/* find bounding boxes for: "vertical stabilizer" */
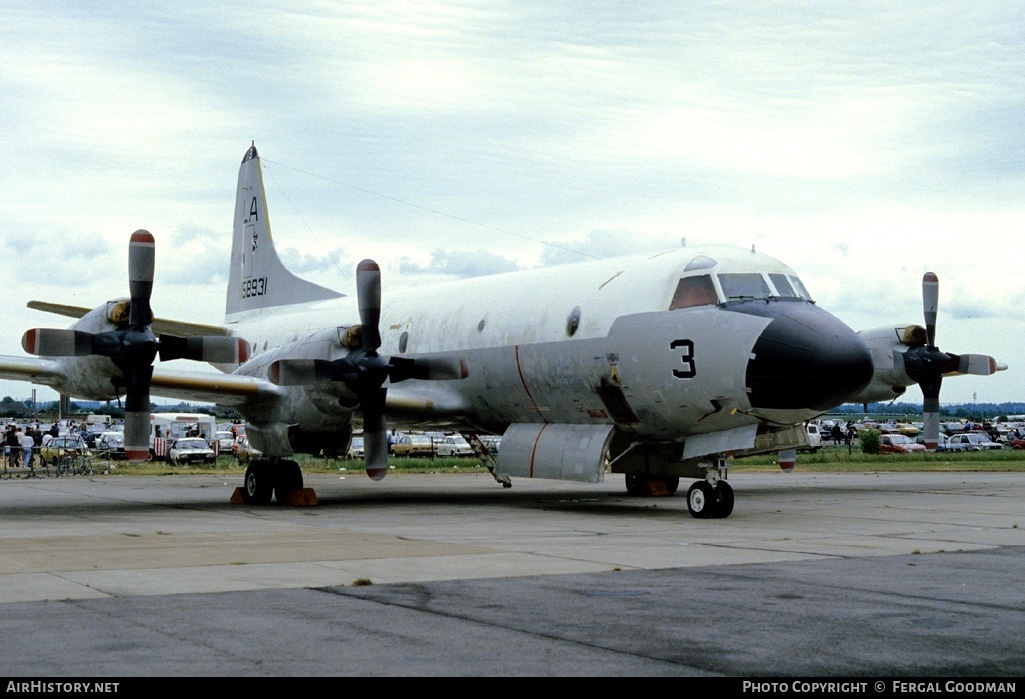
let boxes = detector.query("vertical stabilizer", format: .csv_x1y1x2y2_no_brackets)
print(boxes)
225,144,343,322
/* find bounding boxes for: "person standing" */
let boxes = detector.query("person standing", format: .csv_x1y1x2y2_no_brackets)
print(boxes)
19,428,35,473
5,425,19,471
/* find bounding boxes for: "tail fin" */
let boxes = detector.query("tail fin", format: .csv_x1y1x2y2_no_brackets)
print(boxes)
225,144,343,322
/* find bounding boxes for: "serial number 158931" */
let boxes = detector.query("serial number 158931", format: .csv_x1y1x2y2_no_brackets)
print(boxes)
242,277,268,298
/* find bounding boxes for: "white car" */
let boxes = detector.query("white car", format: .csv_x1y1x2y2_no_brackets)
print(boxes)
944,433,1003,451
168,438,216,465
435,435,473,457
347,436,365,459
215,431,235,453
96,431,126,460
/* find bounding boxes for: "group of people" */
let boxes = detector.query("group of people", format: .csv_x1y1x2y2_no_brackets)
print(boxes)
826,421,858,446
4,422,60,474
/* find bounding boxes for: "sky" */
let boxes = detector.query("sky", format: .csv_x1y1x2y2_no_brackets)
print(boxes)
1,1,1023,408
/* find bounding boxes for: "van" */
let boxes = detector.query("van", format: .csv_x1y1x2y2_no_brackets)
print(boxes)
803,422,822,452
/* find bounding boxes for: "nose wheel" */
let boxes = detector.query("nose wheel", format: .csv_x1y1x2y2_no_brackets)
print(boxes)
687,480,734,519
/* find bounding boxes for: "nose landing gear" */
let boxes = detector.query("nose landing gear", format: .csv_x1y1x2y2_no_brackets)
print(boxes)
687,457,734,519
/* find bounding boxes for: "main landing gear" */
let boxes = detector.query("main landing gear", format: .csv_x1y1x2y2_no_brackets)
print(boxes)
624,473,680,496
241,458,303,505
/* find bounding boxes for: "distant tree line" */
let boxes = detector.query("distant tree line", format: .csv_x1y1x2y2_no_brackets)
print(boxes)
833,402,1025,420
3,397,240,421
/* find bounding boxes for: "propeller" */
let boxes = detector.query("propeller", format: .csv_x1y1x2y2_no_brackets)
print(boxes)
901,272,1005,450
268,259,468,480
21,230,249,461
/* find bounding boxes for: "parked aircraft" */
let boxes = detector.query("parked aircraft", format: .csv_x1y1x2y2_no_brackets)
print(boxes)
0,144,1006,517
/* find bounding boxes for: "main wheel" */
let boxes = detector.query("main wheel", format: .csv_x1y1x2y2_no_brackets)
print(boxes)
624,473,647,496
242,461,273,504
713,481,734,518
661,476,680,495
274,460,303,504
687,481,717,519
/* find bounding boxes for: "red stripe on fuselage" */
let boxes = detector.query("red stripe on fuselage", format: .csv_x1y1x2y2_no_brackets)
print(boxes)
514,345,547,423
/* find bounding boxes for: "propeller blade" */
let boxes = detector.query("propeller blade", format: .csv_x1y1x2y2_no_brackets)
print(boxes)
922,272,938,348
159,335,249,364
22,328,95,356
356,259,382,352
361,386,388,480
949,353,1002,376
268,358,361,385
123,365,154,461
920,376,942,451
128,230,155,327
269,359,330,385
388,356,470,382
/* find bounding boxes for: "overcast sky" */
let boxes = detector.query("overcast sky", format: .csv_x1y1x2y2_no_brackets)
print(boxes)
1,2,1022,408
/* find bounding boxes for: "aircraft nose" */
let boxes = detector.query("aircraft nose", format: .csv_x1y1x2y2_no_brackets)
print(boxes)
741,302,873,411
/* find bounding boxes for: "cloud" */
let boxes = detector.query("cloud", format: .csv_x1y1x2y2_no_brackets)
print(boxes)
540,229,668,267
397,248,522,278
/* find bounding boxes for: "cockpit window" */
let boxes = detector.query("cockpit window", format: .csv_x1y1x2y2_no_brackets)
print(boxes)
718,273,771,300
788,275,813,301
670,275,718,310
768,273,797,298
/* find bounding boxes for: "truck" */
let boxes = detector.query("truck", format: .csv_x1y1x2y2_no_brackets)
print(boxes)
150,413,218,459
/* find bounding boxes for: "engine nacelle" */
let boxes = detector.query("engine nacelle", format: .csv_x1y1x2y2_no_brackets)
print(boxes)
246,421,353,459
845,324,920,404
287,426,352,458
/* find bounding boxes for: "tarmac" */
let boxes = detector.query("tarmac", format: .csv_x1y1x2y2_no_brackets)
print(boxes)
0,467,1023,677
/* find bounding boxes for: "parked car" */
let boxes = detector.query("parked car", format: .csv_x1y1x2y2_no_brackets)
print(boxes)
945,433,1003,451
389,433,435,457
168,437,216,465
215,431,235,454
435,435,473,457
478,435,501,456
95,431,125,460
39,435,90,467
1012,438,1025,450
879,434,927,454
235,438,261,465
347,436,365,459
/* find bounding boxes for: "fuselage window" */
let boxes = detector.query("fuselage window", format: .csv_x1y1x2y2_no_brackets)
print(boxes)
718,273,771,301
566,306,581,336
670,275,718,310
399,331,409,354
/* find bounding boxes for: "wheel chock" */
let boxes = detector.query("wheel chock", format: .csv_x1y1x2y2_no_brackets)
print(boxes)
230,487,318,505
640,479,670,496
283,488,318,506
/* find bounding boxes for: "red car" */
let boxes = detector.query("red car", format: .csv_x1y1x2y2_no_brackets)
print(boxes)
880,434,927,454
1013,438,1025,450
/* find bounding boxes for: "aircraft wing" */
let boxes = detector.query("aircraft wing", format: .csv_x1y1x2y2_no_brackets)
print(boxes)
0,351,282,409
0,355,64,387
148,367,283,407
27,301,230,337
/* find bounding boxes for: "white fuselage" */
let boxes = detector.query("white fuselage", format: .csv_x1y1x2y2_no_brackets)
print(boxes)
227,245,817,440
